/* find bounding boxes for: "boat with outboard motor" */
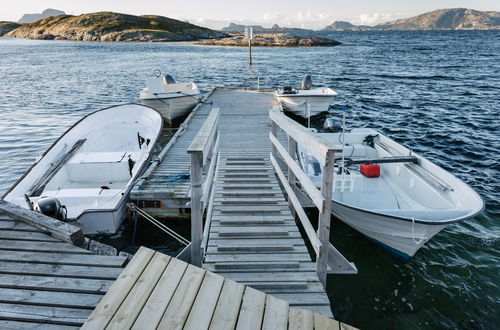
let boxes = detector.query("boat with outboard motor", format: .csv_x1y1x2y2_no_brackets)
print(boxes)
2,104,163,235
139,70,201,121
274,75,337,119
298,127,484,260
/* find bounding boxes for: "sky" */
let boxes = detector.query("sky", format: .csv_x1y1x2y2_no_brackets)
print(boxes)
3,0,499,29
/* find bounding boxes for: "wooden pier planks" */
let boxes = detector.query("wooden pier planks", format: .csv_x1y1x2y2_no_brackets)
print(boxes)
198,89,332,316
82,247,353,330
0,209,127,327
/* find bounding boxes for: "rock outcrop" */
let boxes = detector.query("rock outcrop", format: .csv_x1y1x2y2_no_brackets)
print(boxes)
195,33,341,47
6,12,227,42
0,22,21,36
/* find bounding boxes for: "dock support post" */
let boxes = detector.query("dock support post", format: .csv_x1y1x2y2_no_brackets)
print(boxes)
190,151,203,267
317,150,335,286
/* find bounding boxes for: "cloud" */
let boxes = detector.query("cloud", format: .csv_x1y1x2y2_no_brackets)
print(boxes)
353,13,407,26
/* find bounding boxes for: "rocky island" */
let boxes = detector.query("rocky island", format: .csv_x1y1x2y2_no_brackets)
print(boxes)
3,11,227,42
322,8,500,31
196,33,341,47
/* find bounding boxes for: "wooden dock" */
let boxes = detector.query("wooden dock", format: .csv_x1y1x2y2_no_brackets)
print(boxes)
83,246,354,330
131,87,357,319
0,201,128,328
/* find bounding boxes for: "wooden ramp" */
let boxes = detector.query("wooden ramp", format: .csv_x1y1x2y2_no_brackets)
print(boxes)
202,89,332,317
83,247,353,330
0,205,127,328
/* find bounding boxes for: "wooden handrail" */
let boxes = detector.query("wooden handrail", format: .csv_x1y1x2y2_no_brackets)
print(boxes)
188,108,220,164
188,107,220,267
268,110,357,286
269,110,340,165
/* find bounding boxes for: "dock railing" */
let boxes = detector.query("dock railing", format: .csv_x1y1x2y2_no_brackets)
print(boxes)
187,107,220,266
269,109,357,286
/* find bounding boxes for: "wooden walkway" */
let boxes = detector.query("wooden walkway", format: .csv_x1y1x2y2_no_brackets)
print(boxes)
201,90,332,317
0,204,127,328
130,88,335,316
83,247,353,330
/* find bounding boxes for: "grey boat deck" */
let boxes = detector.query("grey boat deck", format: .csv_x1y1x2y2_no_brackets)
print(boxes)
0,207,127,328
134,88,333,317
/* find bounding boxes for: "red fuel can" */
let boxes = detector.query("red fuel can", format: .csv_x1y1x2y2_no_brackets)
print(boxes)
360,164,380,178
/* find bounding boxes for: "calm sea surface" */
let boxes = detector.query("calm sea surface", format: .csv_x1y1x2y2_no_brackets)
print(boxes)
0,31,498,329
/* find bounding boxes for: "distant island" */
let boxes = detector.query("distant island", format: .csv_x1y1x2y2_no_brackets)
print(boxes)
18,8,65,24
322,8,500,31
2,12,226,42
195,33,341,47
0,7,498,45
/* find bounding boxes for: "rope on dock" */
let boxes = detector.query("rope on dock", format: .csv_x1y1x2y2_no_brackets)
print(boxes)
127,203,190,246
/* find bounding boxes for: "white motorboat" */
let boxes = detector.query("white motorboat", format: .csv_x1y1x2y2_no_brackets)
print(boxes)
2,104,163,235
274,75,337,119
298,128,484,260
139,70,200,121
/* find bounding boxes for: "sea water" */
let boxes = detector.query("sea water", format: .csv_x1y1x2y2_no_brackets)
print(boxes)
0,30,498,329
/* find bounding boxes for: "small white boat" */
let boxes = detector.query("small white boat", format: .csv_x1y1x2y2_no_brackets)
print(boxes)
139,70,200,121
2,104,163,235
298,128,484,260
274,75,337,118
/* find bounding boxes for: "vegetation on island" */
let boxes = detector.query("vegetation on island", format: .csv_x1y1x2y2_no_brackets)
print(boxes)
4,12,227,42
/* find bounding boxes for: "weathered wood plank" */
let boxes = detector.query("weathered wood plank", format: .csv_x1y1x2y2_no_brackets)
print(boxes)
0,274,113,294
157,264,206,330
315,312,341,330
262,294,288,330
107,253,171,330
0,240,92,254
0,251,126,267
209,279,245,330
184,271,225,330
0,288,103,309
82,246,155,329
0,200,85,245
235,286,266,330
0,320,77,329
0,220,38,231
289,308,314,330
132,257,188,329
0,261,122,280
0,303,90,326
0,230,60,242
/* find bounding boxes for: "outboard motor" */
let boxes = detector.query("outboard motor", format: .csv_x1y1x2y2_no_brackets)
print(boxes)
164,74,176,84
301,75,312,90
34,197,67,221
323,117,342,132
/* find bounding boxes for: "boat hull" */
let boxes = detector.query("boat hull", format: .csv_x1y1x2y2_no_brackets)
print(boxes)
331,201,446,260
141,95,199,121
3,104,163,236
275,95,334,118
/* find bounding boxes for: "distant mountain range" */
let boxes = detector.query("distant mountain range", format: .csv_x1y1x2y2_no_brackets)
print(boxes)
18,8,65,24
322,8,500,31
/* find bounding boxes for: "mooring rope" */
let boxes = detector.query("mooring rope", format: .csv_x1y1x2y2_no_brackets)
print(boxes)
128,203,190,246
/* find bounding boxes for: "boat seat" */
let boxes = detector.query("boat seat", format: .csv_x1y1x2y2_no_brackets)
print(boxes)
65,152,139,183
146,77,165,94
